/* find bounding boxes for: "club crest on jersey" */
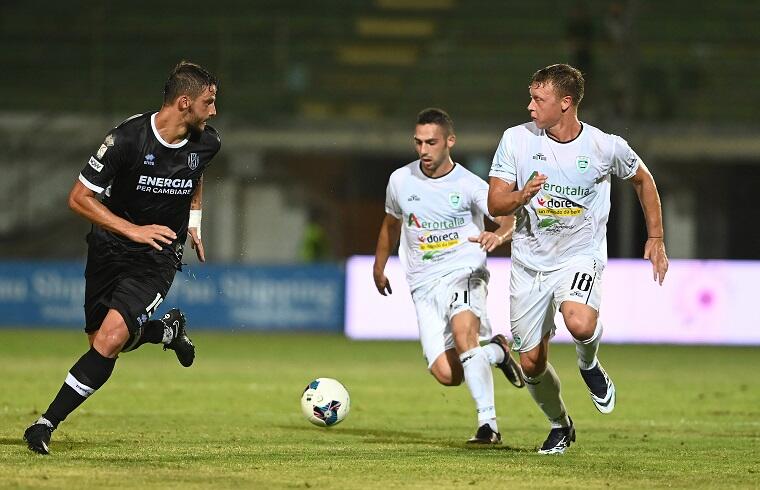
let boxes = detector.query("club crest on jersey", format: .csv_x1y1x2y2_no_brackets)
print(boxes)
143,154,156,166
576,156,590,174
187,152,199,170
448,192,462,209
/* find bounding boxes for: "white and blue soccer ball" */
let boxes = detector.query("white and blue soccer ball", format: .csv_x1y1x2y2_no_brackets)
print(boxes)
300,377,350,427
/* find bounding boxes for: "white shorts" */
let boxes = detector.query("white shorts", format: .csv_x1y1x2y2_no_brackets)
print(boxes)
412,268,492,368
510,256,603,353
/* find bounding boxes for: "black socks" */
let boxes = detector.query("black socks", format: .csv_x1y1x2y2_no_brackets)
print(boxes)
42,347,116,428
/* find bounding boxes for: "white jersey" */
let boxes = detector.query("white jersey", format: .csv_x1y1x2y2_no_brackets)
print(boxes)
385,160,492,291
489,121,640,272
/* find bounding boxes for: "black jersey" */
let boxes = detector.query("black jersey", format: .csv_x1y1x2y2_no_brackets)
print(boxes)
79,112,221,260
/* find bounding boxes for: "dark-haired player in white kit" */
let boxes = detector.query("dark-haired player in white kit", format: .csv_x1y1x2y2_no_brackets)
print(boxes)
24,61,221,454
374,108,524,445
488,64,668,454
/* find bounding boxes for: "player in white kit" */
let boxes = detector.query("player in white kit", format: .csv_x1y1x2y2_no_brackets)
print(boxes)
373,108,524,445
488,64,669,454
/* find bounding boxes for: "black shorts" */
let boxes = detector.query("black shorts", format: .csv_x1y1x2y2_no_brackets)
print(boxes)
84,252,177,335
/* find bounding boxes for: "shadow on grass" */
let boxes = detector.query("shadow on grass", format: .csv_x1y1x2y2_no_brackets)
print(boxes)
281,426,532,452
0,437,25,447
0,436,123,457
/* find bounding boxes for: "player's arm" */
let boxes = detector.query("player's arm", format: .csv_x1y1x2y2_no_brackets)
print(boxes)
628,162,668,285
188,176,205,262
68,180,176,251
372,214,401,296
487,173,547,217
468,214,516,252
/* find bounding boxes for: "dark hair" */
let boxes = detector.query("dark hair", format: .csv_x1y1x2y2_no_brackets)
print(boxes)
416,107,454,135
530,64,584,106
163,61,217,105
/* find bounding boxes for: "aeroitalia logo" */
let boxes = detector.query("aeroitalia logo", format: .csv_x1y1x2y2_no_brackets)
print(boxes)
407,213,464,230
541,183,592,198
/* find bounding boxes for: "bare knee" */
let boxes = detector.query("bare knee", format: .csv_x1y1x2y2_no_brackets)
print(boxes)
430,351,463,386
520,355,547,379
92,310,130,358
519,341,549,378
432,369,462,386
562,304,598,341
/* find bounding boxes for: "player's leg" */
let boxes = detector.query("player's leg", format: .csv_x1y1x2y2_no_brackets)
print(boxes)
121,308,194,367
24,309,127,454
429,349,463,386
510,262,574,454
558,257,615,413
447,273,500,444
116,264,194,366
483,334,525,388
450,309,501,444
520,333,575,454
414,280,458,385
24,263,178,454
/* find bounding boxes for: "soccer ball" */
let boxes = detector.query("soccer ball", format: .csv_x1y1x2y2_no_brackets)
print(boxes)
300,378,350,427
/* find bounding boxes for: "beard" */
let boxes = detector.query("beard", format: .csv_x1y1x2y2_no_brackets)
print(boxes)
186,108,206,140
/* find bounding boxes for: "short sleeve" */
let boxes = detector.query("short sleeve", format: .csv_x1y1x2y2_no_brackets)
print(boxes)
489,129,517,183
610,135,640,180
79,129,129,194
384,174,402,219
470,175,493,220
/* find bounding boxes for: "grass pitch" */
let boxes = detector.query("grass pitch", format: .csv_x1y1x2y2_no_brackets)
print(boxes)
1,329,758,489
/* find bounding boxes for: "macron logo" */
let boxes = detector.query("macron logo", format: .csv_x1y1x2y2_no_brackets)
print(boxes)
88,156,104,173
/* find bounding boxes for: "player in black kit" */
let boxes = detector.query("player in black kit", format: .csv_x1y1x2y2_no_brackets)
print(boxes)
23,61,221,455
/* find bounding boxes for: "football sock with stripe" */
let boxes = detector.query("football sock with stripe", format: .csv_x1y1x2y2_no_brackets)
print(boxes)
574,320,603,370
460,346,498,432
524,363,570,429
42,347,116,429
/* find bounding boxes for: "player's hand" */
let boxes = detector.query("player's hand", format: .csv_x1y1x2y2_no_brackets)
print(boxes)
189,227,205,262
373,270,393,296
521,172,547,204
644,237,668,285
468,231,505,252
126,224,176,251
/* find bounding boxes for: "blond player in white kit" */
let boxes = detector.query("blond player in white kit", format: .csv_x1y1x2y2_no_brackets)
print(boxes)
373,108,524,445
488,64,669,454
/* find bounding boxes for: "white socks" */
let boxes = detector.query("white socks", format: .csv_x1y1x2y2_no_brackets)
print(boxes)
575,320,603,370
524,363,570,428
459,346,497,431
482,343,505,365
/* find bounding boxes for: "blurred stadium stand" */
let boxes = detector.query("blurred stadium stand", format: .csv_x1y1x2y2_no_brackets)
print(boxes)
1,0,759,261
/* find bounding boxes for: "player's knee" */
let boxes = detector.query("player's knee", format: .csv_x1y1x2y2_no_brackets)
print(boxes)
434,372,463,386
430,365,462,386
564,311,597,341
520,356,547,378
567,319,596,341
93,321,130,357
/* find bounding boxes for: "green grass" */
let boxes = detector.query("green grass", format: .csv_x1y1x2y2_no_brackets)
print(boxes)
1,330,758,489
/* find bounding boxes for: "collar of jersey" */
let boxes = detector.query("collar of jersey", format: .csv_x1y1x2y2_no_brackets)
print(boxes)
544,122,584,144
151,112,189,149
418,160,457,180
